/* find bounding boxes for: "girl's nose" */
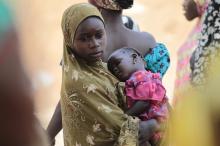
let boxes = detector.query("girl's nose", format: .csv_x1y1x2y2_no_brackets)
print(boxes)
89,37,99,49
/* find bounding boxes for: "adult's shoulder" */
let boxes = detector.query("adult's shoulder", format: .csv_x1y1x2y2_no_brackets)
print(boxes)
140,31,156,48
126,30,156,54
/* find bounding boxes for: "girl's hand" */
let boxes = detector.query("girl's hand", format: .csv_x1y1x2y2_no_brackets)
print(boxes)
46,132,55,146
49,138,55,146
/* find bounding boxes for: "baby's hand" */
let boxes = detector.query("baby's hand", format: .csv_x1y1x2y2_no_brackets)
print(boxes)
138,119,160,144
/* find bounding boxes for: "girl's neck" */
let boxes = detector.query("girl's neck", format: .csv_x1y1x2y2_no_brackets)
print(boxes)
100,8,124,29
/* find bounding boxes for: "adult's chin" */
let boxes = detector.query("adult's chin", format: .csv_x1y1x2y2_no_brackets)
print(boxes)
87,56,102,63
184,13,197,21
88,0,98,7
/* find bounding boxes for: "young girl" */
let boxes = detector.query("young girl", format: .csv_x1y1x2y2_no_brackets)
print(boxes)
47,0,170,143
108,47,169,145
59,3,161,146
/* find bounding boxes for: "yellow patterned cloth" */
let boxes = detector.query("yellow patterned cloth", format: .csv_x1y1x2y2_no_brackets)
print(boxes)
170,59,220,146
60,3,139,146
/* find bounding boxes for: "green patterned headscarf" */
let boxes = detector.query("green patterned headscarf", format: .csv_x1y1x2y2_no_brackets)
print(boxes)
60,3,139,146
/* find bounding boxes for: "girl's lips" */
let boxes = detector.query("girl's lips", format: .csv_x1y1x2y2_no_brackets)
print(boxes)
90,51,103,58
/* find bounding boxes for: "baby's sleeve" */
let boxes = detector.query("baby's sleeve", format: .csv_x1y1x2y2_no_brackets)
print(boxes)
125,78,165,102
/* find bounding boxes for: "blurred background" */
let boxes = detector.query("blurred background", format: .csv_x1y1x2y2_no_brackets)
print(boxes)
7,0,196,145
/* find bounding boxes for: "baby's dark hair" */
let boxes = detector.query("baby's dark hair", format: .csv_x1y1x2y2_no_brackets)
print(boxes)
115,0,133,9
107,47,142,74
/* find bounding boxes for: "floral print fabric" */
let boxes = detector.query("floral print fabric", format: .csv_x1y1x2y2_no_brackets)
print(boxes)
190,0,220,86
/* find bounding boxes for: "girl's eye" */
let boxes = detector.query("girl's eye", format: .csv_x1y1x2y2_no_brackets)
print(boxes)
95,32,103,39
78,34,91,42
79,37,86,42
79,36,89,42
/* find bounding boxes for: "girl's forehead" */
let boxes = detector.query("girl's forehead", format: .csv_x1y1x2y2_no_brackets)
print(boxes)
76,17,104,33
80,17,103,27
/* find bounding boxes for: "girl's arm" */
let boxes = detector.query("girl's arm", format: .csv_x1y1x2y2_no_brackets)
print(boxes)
126,100,150,116
46,100,62,146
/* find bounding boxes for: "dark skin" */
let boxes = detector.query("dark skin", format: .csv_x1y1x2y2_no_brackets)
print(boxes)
182,0,200,21
101,9,156,62
108,49,166,146
47,17,160,146
88,0,156,62
46,101,62,145
108,49,150,119
126,101,150,116
47,3,158,145
48,17,107,144
72,17,107,62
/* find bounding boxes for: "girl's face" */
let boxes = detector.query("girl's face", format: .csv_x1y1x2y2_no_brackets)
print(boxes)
108,50,145,81
182,0,199,20
73,17,106,62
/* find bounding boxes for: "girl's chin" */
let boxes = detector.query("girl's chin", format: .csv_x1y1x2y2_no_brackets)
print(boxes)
88,57,102,63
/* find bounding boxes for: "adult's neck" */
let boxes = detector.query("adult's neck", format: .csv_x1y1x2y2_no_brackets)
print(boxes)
100,8,124,28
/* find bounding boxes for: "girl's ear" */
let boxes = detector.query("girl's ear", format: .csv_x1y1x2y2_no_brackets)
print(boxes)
132,53,138,64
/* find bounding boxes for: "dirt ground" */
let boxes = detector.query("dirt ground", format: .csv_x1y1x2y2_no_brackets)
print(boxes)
10,0,196,145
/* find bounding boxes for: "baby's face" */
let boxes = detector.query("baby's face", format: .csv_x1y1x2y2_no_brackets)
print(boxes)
108,51,137,81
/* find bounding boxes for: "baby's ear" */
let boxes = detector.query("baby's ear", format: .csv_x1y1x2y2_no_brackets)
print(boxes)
132,53,138,64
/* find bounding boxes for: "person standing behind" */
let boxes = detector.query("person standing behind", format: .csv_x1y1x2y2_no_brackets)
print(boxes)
190,0,220,86
173,0,208,104
89,0,170,77
88,0,156,62
166,1,220,146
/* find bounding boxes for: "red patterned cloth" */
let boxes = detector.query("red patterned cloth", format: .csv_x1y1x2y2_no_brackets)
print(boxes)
125,70,169,141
